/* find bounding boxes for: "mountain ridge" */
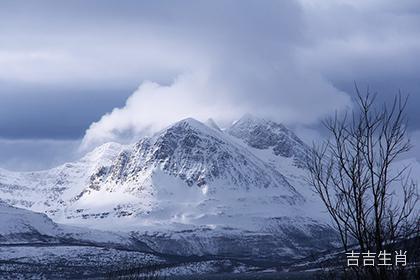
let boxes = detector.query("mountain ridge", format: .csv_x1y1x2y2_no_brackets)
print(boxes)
0,115,340,261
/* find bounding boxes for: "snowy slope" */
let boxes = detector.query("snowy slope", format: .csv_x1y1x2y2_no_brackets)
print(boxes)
0,202,61,243
227,115,328,220
0,201,133,248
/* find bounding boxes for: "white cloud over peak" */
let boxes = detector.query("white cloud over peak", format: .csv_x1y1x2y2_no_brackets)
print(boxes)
81,68,350,150
81,72,240,149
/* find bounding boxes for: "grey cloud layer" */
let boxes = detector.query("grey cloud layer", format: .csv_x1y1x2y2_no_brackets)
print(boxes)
0,0,419,143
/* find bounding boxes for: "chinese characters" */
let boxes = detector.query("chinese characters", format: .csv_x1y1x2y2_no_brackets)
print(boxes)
346,250,407,267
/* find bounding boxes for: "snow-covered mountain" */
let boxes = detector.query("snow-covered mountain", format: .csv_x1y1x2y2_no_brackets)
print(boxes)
0,115,339,261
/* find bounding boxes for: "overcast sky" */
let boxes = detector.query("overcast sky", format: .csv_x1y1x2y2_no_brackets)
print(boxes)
1,0,420,170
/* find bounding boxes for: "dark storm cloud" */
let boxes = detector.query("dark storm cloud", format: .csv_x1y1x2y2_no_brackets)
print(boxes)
0,84,133,139
299,0,420,127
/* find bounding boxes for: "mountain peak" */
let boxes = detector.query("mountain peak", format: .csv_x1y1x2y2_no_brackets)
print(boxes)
233,113,266,125
230,114,288,136
176,117,202,125
159,117,226,142
232,114,288,131
170,117,210,131
228,114,308,167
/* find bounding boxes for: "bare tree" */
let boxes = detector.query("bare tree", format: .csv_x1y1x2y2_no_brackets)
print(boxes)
307,88,419,280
